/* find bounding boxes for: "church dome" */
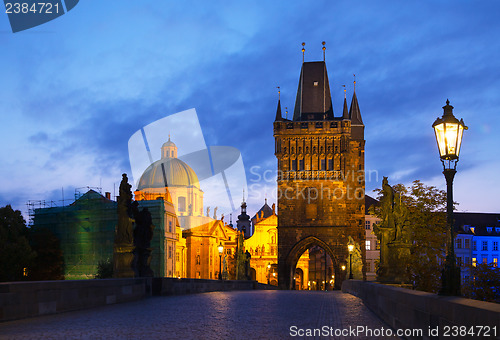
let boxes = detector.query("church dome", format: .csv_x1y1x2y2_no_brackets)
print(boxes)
162,140,176,148
137,157,200,190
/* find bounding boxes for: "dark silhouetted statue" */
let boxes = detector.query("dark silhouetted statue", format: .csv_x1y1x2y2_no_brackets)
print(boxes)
132,202,155,277
113,174,135,278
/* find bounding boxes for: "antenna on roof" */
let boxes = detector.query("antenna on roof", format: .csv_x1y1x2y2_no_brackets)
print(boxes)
301,42,305,63
322,41,326,61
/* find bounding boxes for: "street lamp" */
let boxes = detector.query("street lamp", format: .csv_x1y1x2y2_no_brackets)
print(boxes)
218,242,224,280
432,99,467,296
347,239,354,280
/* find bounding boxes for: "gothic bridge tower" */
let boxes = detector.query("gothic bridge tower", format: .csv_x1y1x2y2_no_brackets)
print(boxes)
274,49,366,289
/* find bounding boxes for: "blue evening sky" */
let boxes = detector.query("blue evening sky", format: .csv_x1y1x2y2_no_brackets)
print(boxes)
1,0,499,219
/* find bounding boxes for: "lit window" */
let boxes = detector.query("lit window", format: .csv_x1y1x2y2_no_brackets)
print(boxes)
482,241,488,251
483,257,488,264
313,81,319,86
365,240,371,251
472,258,476,267
365,220,371,230
493,258,498,267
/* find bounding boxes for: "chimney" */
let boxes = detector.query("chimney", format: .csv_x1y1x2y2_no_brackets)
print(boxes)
105,192,111,200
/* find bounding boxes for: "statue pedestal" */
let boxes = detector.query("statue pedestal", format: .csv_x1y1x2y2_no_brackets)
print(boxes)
133,247,154,277
113,244,135,278
384,241,411,283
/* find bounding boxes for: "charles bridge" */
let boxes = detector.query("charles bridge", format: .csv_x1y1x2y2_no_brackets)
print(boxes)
0,278,498,340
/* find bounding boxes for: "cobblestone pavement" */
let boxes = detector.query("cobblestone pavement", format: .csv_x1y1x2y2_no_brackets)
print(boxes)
0,290,401,340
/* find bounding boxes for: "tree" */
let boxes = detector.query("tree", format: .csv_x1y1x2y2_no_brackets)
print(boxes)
0,205,36,281
462,264,500,302
28,227,65,280
372,180,447,292
95,259,114,279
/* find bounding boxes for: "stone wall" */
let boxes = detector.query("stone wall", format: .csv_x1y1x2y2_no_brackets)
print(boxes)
342,280,500,340
152,278,277,296
0,278,150,322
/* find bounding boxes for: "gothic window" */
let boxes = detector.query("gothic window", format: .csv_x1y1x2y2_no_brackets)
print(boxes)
313,146,316,154
328,159,333,170
320,159,326,170
306,146,309,154
299,159,304,171
196,255,200,265
291,159,297,171
298,147,302,154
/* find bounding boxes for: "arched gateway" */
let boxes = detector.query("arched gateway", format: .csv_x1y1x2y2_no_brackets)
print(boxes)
274,55,366,289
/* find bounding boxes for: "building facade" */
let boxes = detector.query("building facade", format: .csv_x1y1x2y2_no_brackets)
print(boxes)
274,59,366,289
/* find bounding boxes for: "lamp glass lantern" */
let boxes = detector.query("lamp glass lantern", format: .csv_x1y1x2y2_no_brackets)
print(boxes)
218,242,224,255
432,100,467,163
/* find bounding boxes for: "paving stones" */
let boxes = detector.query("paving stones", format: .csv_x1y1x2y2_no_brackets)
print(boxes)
0,290,400,340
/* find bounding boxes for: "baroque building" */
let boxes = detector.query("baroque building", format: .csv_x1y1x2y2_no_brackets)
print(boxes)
245,200,309,289
274,57,366,289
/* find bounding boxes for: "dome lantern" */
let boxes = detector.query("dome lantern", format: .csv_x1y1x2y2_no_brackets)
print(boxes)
161,135,178,159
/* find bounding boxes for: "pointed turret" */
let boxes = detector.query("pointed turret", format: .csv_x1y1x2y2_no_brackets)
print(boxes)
342,96,349,120
349,83,364,140
275,99,283,121
349,90,363,125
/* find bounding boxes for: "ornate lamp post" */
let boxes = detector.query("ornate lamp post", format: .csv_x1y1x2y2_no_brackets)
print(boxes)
432,99,467,296
347,240,354,280
218,242,224,280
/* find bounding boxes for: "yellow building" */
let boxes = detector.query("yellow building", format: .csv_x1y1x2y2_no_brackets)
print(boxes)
245,201,309,289
182,220,239,279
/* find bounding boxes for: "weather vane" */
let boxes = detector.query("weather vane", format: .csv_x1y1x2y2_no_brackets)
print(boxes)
277,86,280,100
322,41,326,61
302,42,305,63
353,74,356,91
285,107,288,120
342,85,346,99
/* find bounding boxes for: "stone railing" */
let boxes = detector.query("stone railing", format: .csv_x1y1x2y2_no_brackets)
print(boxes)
152,278,278,296
0,278,150,322
342,280,500,340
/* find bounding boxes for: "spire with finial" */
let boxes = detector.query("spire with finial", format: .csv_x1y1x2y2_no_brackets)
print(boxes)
285,107,288,120
342,85,349,120
301,42,305,63
275,86,283,121
322,41,326,61
349,75,363,126
242,188,245,203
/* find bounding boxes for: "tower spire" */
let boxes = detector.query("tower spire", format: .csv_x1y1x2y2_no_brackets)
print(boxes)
342,85,349,120
275,86,283,121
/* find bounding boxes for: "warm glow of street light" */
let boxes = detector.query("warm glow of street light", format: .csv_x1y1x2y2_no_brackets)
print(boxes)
218,242,224,254
341,265,346,271
432,100,467,161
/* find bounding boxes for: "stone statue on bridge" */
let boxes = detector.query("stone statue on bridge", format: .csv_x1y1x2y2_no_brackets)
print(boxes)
113,174,135,278
132,202,155,277
376,177,410,283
